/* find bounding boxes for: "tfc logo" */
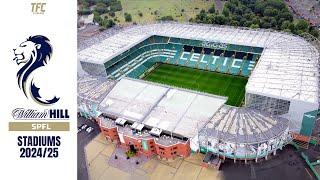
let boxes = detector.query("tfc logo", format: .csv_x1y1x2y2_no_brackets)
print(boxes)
31,3,46,14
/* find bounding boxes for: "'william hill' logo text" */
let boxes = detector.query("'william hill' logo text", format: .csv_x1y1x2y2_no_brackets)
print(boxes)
12,108,69,120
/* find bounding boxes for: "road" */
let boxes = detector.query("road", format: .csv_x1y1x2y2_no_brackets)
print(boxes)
77,116,101,180
220,145,316,180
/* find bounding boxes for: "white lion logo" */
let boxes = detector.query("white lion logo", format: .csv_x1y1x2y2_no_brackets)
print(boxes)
13,35,59,105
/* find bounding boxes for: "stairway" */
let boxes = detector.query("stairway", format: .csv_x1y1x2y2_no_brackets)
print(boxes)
293,139,309,149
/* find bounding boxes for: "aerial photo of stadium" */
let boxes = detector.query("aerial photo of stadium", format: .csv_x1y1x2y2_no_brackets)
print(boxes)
77,22,320,169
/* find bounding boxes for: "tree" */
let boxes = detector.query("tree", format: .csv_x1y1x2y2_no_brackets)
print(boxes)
124,13,132,22
94,2,108,14
234,6,244,16
267,0,285,9
225,2,236,13
295,20,309,32
296,30,304,35
270,18,278,28
244,21,253,27
110,0,122,12
101,0,110,4
252,17,260,25
243,13,254,21
283,29,291,33
81,0,97,6
106,19,115,28
281,20,292,30
80,8,92,15
250,24,259,29
109,11,115,17
195,10,208,23
263,7,278,17
222,7,230,17
102,18,115,28
279,11,293,22
160,15,174,21
213,15,227,25
191,0,307,37
93,12,102,24
254,1,265,14
81,1,90,9
309,28,319,38
260,20,271,29
287,22,295,33
230,20,239,26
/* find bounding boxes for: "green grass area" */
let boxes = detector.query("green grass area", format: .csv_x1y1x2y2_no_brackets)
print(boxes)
108,0,214,24
143,63,248,106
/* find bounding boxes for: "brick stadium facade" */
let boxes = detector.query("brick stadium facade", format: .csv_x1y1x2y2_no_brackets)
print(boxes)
98,116,191,160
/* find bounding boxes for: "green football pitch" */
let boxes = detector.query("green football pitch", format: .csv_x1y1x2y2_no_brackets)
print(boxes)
143,63,248,106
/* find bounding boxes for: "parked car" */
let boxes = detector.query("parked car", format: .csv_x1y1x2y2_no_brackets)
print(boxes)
81,124,88,130
77,127,82,133
86,127,94,134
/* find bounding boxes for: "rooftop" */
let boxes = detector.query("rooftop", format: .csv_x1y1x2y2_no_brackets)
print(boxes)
78,75,116,104
199,105,290,144
99,78,227,138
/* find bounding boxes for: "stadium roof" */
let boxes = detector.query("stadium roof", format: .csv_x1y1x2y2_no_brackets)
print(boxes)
199,105,289,144
78,32,148,64
99,78,227,138
78,75,116,104
78,22,319,104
